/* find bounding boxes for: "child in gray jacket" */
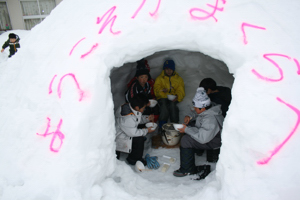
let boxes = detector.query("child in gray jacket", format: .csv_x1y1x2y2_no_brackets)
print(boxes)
173,87,224,177
115,94,154,165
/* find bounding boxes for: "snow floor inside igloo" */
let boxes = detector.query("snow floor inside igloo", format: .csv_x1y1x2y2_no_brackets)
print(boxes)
109,49,234,198
118,132,217,182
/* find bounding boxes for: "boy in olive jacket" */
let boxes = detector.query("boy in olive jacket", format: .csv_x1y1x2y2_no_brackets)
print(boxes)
1,33,20,58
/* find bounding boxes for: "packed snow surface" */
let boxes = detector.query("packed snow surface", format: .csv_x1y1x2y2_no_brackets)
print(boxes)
0,0,300,200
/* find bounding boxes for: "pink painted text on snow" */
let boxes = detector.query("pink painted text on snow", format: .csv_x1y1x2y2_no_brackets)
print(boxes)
131,0,161,18
241,23,266,45
81,43,99,59
37,118,65,153
257,97,300,165
69,37,86,56
97,6,121,35
252,53,300,82
49,73,84,102
57,73,84,101
190,0,226,22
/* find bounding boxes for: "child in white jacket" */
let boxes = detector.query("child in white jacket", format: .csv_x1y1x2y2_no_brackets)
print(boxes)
115,94,154,165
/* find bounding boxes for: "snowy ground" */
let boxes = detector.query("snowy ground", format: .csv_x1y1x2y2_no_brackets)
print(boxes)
110,130,217,200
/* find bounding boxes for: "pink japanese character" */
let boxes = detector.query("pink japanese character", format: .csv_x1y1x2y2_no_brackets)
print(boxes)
37,118,65,153
252,53,291,82
69,37,86,56
97,6,121,35
257,97,300,165
241,23,266,45
189,0,225,22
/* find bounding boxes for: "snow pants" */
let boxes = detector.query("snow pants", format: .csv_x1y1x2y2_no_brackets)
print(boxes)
179,134,221,172
180,134,221,150
126,136,145,164
158,98,179,123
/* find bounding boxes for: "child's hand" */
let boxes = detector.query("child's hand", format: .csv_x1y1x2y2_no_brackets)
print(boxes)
177,124,186,133
172,95,178,102
1,49,4,53
184,116,190,125
147,127,155,133
148,114,154,122
162,88,168,93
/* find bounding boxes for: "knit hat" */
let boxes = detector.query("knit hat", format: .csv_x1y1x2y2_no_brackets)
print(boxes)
135,68,150,78
9,33,16,39
163,60,175,71
137,59,150,72
192,87,211,108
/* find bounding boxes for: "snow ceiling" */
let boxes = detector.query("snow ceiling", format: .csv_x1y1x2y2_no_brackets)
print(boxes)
0,0,300,199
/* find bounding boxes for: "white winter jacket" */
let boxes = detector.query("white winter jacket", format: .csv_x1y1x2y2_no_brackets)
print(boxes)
115,104,150,153
185,105,224,144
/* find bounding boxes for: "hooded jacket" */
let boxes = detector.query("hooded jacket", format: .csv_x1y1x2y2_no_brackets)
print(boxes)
154,70,185,102
115,103,150,153
185,104,224,145
2,34,20,56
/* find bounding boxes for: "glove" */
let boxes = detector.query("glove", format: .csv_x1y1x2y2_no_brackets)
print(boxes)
145,154,160,169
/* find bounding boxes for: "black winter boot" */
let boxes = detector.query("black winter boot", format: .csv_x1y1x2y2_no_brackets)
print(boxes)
195,165,211,180
206,148,220,163
173,147,196,177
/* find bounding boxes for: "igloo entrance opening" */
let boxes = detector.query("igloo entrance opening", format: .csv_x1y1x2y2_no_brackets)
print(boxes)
109,49,234,198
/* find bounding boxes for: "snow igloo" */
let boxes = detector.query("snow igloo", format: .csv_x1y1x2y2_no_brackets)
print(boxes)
0,0,300,199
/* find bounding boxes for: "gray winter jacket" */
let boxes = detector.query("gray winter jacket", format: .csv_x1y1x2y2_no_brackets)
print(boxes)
185,105,224,144
115,104,150,153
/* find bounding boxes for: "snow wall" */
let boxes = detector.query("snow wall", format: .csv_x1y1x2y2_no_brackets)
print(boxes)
0,0,300,199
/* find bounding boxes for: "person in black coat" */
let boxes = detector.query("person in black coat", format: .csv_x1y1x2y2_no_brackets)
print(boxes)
1,33,20,58
125,62,159,122
199,78,232,117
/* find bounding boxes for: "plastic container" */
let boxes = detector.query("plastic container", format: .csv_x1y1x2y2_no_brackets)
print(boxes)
161,163,170,173
161,155,176,163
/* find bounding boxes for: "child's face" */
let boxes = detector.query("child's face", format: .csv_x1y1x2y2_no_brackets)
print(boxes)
137,75,148,87
164,68,174,76
194,107,205,114
9,38,16,43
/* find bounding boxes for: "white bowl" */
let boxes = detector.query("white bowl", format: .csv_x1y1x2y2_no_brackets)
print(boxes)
149,99,157,108
135,161,145,172
167,95,177,101
145,122,158,130
173,124,184,131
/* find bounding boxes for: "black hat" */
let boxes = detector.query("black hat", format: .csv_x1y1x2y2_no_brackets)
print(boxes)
135,68,150,78
9,33,16,39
